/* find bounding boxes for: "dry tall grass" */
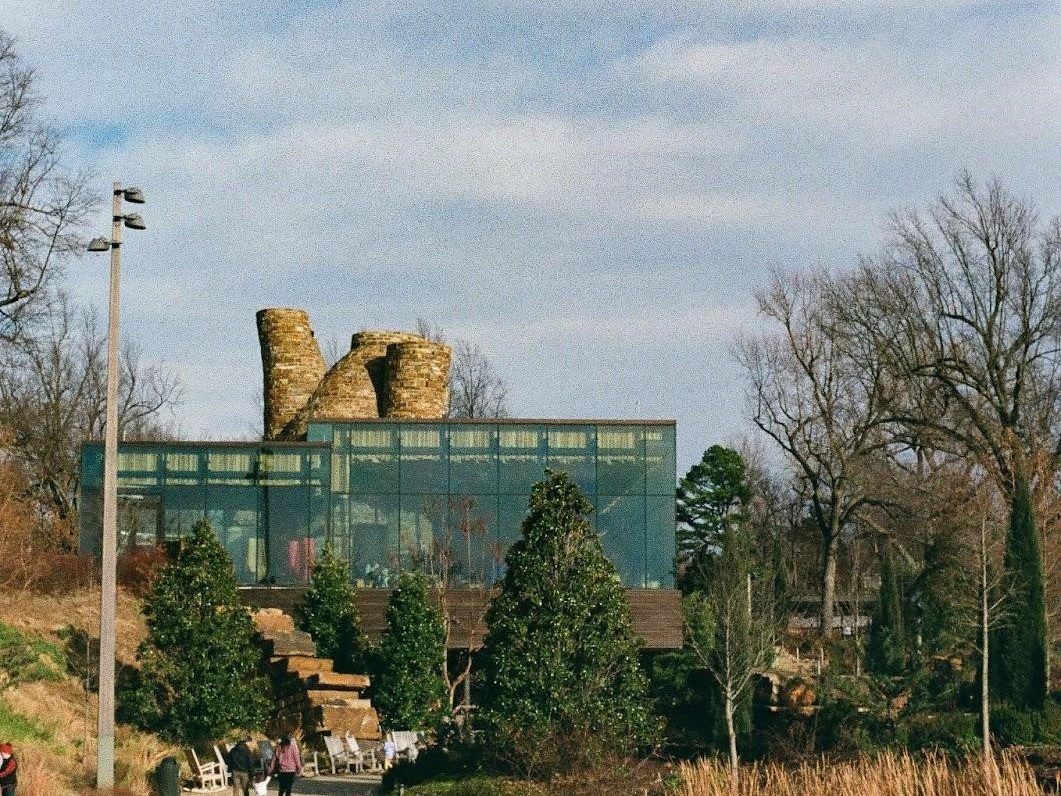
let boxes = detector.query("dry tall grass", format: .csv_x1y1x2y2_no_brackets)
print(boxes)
676,753,1052,796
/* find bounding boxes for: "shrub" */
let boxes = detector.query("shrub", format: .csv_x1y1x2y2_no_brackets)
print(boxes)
118,519,269,743
116,546,169,596
991,701,1061,746
477,469,656,775
294,543,370,673
374,571,448,731
902,712,978,756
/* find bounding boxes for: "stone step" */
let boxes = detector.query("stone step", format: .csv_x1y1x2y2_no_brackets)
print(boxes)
276,655,334,674
306,690,371,709
312,705,381,739
252,609,295,635
304,672,370,690
265,631,317,657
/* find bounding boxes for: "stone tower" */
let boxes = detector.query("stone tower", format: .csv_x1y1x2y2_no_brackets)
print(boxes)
257,309,452,440
256,309,328,440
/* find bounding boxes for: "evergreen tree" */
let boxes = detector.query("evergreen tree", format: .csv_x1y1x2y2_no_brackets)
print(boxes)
866,545,905,676
676,446,751,592
477,469,655,775
991,474,1048,709
374,571,448,730
118,519,268,743
294,543,370,673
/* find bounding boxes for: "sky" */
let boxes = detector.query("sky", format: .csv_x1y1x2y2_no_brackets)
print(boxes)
4,0,1060,472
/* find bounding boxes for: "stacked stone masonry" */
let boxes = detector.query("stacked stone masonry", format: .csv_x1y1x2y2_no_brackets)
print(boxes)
257,309,451,440
253,609,382,741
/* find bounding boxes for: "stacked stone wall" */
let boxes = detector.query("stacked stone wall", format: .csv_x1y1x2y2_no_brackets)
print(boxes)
257,309,327,440
257,310,451,440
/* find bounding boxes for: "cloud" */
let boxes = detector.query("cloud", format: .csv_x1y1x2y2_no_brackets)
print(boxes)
5,1,1060,472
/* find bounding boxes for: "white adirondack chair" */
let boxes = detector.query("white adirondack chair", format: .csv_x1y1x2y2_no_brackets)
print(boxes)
322,735,353,774
185,748,225,791
343,733,378,772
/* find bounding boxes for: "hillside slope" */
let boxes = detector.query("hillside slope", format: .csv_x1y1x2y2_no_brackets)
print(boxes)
0,587,177,796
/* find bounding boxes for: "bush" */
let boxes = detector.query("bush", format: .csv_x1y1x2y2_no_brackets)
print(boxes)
374,571,448,731
991,701,1061,746
294,543,370,673
477,470,656,775
116,546,169,596
118,519,269,743
902,712,978,756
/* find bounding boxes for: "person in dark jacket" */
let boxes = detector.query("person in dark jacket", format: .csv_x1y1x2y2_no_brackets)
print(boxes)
225,738,256,796
0,743,17,796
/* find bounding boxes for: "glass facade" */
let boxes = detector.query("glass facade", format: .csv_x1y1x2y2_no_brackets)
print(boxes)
81,420,676,588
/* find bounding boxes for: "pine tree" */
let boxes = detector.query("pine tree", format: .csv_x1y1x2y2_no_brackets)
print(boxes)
477,469,655,775
294,543,369,673
373,571,448,731
676,446,751,592
866,545,905,676
118,519,269,743
991,473,1047,708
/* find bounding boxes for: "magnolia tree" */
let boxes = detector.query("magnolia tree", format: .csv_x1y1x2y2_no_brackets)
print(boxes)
477,469,656,775
119,520,268,743
294,543,370,673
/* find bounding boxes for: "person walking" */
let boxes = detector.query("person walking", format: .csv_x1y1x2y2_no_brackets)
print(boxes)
0,743,17,796
225,737,256,796
269,736,302,796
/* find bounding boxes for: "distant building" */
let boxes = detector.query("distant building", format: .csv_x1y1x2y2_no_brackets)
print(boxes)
79,310,680,647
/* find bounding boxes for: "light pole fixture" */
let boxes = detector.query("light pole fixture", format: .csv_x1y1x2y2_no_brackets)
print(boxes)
87,181,146,790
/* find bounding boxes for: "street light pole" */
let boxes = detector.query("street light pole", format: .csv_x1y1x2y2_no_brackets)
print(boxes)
88,181,146,789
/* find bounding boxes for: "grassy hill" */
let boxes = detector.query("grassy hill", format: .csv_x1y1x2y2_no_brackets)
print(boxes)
0,587,177,796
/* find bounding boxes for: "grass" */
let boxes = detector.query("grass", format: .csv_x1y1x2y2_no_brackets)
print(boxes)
0,586,177,796
675,752,1050,796
0,698,53,743
0,621,66,688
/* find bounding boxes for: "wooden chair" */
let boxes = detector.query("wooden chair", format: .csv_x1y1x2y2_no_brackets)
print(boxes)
322,734,354,774
184,747,225,791
213,745,232,786
343,733,379,772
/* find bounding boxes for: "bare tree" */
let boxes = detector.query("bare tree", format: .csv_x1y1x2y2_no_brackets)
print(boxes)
447,339,509,419
414,318,510,419
0,300,181,546
684,534,774,781
736,269,893,636
840,173,1061,503
0,31,94,344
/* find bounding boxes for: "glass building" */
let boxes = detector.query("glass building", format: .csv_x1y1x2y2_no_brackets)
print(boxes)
80,419,676,589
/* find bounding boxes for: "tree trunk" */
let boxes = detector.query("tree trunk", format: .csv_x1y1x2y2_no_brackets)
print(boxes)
981,517,991,760
725,690,738,787
819,531,839,637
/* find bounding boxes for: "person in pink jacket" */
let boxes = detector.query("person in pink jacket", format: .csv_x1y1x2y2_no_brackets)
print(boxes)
269,736,302,796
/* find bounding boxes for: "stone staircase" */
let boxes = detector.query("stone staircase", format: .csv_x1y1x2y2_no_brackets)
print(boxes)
253,609,381,741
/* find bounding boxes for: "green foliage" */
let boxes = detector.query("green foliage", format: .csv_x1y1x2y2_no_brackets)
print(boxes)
0,698,53,743
478,469,656,775
0,622,65,689
991,474,1048,709
907,535,974,661
675,446,751,592
118,519,269,744
375,571,448,731
294,543,370,673
902,712,978,756
991,701,1061,746
866,546,906,676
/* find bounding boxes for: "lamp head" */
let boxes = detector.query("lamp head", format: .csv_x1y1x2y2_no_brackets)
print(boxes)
123,213,146,230
87,237,111,252
123,187,145,204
